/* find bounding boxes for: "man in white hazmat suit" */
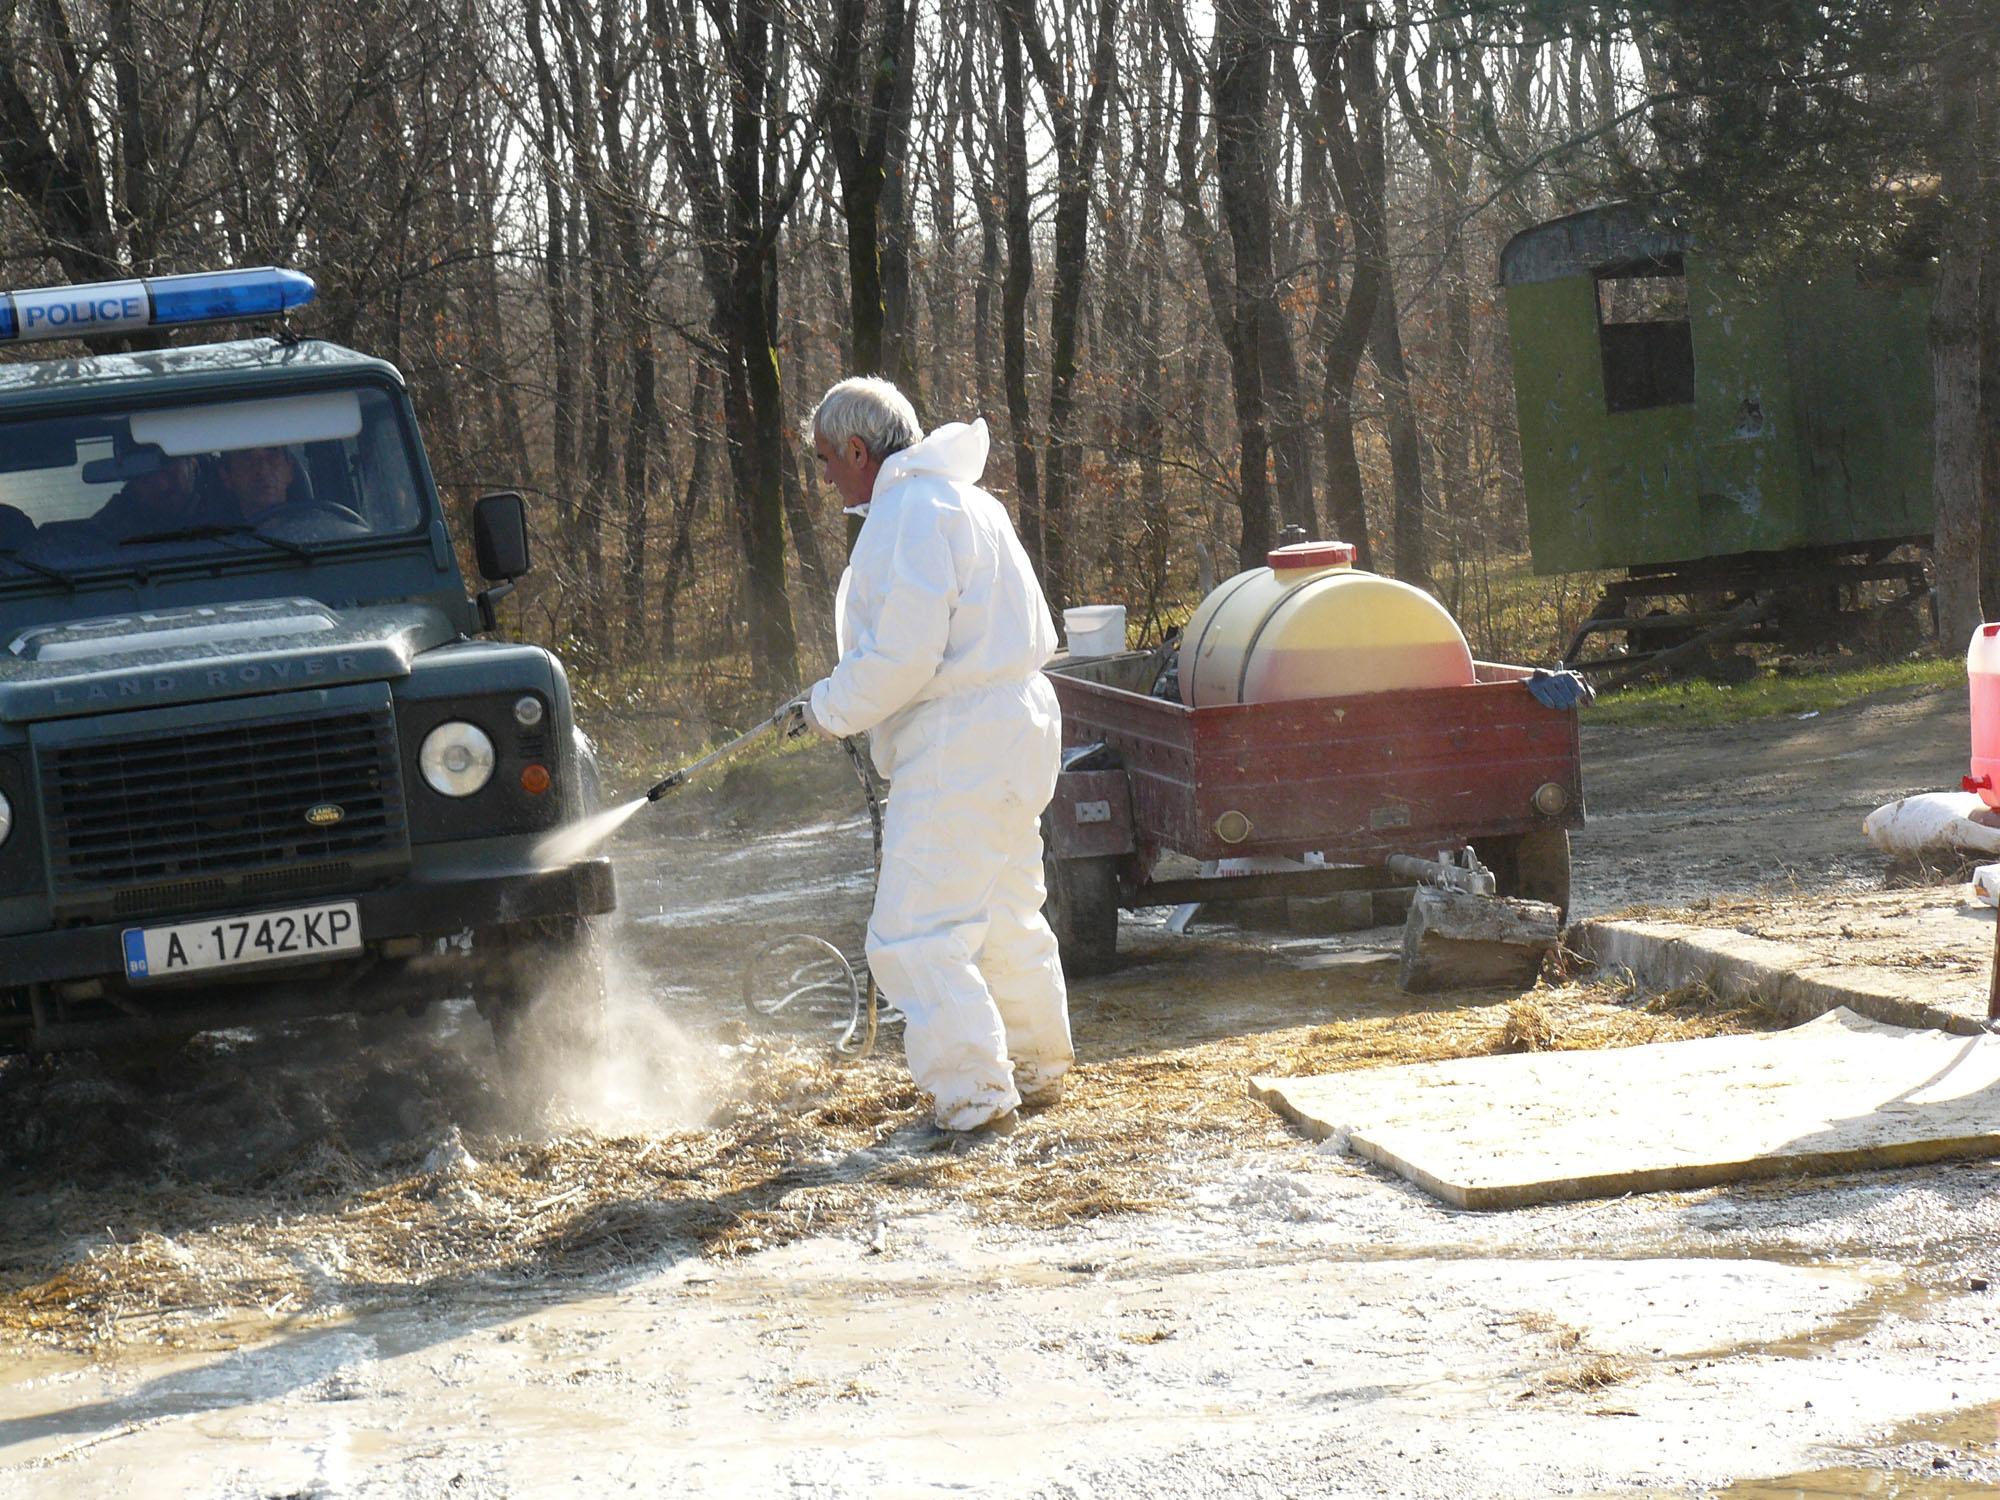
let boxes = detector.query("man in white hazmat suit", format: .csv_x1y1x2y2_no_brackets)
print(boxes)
787,376,1073,1136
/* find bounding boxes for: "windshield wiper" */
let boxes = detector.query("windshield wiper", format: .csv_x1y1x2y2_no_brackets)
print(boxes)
0,547,76,590
118,521,314,561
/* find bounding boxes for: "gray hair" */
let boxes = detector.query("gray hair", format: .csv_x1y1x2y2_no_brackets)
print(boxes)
810,376,922,461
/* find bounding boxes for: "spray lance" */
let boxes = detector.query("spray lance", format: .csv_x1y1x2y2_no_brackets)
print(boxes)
641,695,891,1058
644,717,787,801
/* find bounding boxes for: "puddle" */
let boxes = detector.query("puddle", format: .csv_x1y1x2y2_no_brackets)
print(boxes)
1752,1273,1949,1361
1695,1404,2000,1499
1892,1405,2000,1452
631,868,874,924
1710,1469,2000,1499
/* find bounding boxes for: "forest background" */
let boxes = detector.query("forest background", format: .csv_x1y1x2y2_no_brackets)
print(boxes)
0,0,1995,734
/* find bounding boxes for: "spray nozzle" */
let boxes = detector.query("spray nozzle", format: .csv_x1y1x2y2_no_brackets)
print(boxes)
641,714,790,805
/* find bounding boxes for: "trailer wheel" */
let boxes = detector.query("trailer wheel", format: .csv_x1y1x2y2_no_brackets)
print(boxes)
478,913,609,1080
1044,853,1121,978
1483,827,1571,920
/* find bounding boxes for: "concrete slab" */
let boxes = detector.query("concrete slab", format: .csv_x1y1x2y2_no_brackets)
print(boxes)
1252,1008,2000,1210
1570,887,1996,1036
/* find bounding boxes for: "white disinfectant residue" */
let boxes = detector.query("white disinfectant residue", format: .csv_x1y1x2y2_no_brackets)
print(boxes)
534,796,648,868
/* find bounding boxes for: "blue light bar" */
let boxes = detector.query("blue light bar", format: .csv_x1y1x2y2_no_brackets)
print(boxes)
0,267,315,344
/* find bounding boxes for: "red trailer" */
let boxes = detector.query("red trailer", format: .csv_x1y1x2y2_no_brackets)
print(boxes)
1040,652,1585,974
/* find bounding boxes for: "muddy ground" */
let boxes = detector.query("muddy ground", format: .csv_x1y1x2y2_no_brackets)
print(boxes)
3,681,1999,1498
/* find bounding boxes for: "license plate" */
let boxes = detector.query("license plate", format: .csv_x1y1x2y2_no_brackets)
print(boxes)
121,901,362,980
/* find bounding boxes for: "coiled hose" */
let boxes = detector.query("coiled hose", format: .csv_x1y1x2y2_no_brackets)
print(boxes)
738,734,896,1059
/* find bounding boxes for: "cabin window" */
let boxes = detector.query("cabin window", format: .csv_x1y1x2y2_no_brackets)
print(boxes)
1595,255,1695,414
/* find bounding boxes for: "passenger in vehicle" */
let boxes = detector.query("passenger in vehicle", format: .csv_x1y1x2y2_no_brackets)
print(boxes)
93,454,202,536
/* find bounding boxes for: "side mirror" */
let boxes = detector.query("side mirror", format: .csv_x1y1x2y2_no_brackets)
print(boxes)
473,491,530,582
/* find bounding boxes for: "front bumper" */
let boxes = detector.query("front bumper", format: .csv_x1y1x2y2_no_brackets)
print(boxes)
0,858,615,988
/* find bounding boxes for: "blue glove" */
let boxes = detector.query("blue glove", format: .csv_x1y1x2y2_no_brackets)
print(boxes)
1526,668,1594,711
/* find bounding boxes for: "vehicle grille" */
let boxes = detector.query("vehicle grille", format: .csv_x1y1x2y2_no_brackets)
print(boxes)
45,707,406,893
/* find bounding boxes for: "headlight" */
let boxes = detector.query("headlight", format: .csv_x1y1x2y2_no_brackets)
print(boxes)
419,722,496,797
513,694,545,728
0,788,11,846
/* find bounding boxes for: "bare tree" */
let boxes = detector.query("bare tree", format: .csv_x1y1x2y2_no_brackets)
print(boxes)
824,0,919,391
994,0,1118,612
649,0,826,692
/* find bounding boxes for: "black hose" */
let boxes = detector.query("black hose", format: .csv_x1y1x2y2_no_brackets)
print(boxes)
734,733,891,1060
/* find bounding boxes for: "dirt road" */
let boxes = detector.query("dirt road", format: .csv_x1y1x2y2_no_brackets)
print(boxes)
1576,681,1967,914
3,682,1998,1499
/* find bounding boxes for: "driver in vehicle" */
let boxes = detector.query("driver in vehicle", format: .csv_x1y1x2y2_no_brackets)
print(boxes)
214,444,308,520
93,454,202,536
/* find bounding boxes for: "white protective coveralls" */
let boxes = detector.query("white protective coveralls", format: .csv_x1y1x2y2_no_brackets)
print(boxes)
808,418,1073,1129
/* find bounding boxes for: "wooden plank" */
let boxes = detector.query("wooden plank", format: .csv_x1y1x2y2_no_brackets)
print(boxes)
1397,888,1561,992
1252,1009,2000,1210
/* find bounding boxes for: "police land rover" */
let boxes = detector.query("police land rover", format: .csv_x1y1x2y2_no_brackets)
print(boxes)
0,268,613,1057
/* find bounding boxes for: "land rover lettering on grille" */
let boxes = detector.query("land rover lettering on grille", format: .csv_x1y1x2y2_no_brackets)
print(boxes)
305,803,345,827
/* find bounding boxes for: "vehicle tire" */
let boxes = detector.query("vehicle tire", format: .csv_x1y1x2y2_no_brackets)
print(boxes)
1482,827,1572,920
1044,851,1121,979
478,913,609,1080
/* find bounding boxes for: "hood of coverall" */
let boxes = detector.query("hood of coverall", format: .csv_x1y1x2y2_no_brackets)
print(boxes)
857,419,991,513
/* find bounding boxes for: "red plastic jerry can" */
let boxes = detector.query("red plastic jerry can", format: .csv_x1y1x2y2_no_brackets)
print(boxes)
1966,623,2000,809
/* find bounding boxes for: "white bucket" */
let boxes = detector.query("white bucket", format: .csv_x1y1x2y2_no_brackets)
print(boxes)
1064,604,1126,657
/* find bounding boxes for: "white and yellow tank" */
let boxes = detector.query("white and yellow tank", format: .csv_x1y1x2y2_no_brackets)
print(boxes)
1178,541,1476,708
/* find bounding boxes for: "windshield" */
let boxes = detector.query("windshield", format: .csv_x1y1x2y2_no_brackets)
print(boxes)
0,386,426,584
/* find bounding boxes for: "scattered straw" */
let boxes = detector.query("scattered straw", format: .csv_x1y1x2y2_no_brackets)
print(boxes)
1546,1355,1636,1394
1498,998,1557,1053
0,955,1777,1351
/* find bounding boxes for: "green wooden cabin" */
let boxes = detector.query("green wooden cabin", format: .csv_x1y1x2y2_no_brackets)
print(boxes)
1500,203,1934,577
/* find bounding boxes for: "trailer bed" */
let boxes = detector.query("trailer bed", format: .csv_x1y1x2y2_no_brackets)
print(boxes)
1046,653,1582,865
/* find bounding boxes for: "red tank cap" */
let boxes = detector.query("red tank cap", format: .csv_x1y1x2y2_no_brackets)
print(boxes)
1268,540,1357,571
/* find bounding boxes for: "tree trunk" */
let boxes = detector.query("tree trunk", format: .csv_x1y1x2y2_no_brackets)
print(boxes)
1213,0,1279,551
826,0,913,385
1167,0,1271,567
1390,14,1476,603
621,296,657,659
1372,284,1434,591
1299,0,1389,567
663,362,718,661
1979,76,2000,621
879,0,922,399
1342,0,1428,587
1935,195,1986,651
998,9,1043,557
597,15,655,662
648,0,812,696
995,0,1118,608
526,0,579,583
968,132,1000,417
1936,41,1988,650
782,438,836,665
1020,0,1117,613
581,198,614,661
1137,168,1169,636
930,45,962,411
719,294,801,688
